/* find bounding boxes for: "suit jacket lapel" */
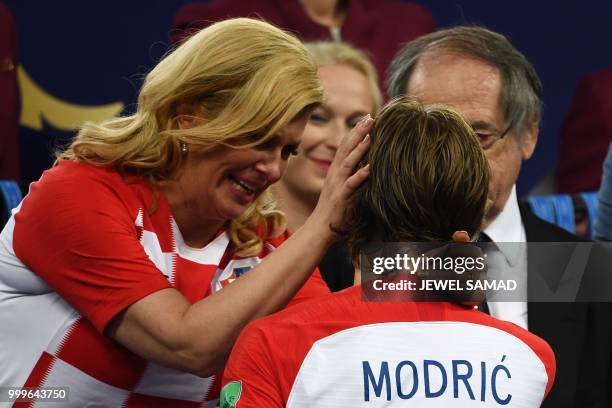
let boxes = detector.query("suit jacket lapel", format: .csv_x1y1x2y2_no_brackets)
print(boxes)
520,203,585,405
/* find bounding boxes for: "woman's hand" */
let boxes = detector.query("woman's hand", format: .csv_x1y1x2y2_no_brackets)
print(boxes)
306,114,373,241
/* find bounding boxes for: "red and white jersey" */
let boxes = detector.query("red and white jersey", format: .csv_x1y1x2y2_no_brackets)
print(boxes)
0,160,329,407
222,286,556,407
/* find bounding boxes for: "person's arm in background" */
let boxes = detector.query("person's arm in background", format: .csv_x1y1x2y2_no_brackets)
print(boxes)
594,143,612,242
557,69,612,194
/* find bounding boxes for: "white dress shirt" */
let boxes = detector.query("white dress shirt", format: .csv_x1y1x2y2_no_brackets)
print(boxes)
483,185,529,329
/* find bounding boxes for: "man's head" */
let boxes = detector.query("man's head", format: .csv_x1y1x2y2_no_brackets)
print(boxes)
387,26,542,227
343,99,489,261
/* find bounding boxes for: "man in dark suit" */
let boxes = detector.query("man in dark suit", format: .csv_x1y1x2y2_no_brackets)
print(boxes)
387,26,611,407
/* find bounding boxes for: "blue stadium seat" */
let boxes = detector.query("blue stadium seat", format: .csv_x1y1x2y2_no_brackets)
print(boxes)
0,180,23,226
525,192,598,237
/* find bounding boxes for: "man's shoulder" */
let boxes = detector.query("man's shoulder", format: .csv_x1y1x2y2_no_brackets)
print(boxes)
227,289,362,383
472,309,554,361
519,202,588,242
251,287,359,330
239,286,401,351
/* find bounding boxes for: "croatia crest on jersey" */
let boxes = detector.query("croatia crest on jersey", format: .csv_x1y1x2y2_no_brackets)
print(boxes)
220,380,242,407
217,258,259,289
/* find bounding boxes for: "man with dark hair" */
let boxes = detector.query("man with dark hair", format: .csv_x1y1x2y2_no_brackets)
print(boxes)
220,99,555,407
387,26,611,407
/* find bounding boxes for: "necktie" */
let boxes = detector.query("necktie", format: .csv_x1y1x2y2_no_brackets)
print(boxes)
477,232,492,314
478,232,492,243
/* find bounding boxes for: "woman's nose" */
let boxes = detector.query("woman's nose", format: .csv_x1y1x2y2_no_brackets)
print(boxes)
325,121,347,150
254,151,283,184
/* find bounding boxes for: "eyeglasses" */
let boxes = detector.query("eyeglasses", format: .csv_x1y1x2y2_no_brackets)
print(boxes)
472,122,512,150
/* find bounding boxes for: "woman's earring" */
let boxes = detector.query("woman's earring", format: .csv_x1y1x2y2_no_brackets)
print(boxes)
180,142,188,155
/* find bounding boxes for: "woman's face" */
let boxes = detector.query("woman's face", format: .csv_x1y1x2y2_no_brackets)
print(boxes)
171,111,310,229
280,63,374,199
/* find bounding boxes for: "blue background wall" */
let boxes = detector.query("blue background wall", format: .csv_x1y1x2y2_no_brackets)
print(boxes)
6,0,612,195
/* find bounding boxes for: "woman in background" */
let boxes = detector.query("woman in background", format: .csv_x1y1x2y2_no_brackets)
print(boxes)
274,41,382,291
171,0,436,91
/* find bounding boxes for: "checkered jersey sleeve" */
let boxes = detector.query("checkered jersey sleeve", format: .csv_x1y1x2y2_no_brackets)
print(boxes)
12,163,172,333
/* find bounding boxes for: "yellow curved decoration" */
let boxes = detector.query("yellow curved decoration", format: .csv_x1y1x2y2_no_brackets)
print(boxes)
18,65,124,131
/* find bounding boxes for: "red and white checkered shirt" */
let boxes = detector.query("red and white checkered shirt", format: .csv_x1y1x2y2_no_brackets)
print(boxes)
0,161,328,407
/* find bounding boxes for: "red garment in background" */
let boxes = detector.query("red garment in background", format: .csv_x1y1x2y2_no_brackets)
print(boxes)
2,160,329,405
0,2,20,180
557,67,612,193
171,0,436,92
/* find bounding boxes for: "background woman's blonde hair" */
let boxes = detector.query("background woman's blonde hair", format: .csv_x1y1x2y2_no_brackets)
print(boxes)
305,41,383,114
342,98,490,262
57,18,323,256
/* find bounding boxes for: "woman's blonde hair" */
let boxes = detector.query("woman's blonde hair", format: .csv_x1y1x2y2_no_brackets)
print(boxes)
57,18,323,256
305,41,383,113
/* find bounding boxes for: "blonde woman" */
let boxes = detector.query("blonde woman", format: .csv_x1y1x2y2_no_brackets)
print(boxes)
274,41,382,291
0,19,372,406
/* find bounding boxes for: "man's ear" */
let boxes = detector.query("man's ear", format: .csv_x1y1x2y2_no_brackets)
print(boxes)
520,121,539,160
176,101,205,129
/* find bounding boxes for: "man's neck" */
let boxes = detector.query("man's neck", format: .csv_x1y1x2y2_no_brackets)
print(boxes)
484,185,524,244
353,265,361,286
